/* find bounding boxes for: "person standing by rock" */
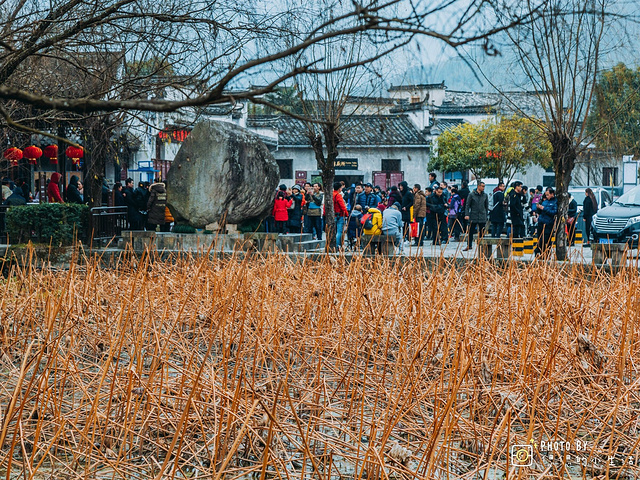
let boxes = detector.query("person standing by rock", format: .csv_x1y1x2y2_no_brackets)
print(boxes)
288,185,304,234
272,186,292,234
146,180,168,231
463,181,489,251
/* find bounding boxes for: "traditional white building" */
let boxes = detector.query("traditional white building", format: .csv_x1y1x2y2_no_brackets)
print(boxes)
124,81,606,192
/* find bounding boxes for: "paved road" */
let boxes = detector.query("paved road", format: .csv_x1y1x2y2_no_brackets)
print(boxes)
358,239,640,265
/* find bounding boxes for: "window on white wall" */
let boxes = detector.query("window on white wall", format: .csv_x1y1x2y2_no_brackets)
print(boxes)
276,159,293,179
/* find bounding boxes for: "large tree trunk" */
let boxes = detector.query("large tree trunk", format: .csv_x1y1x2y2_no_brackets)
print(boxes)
310,126,338,252
550,132,576,261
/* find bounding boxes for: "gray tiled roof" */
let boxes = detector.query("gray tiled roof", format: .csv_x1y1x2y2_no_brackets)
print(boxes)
442,90,546,118
430,118,466,134
389,82,446,91
247,114,428,146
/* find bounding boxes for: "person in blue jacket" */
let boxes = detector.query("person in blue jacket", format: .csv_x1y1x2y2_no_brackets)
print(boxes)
535,187,558,256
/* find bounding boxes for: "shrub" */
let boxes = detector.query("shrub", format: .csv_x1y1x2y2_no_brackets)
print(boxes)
172,224,196,234
6,203,89,245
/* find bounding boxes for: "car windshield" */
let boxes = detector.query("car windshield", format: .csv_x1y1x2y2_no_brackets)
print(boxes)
613,186,640,206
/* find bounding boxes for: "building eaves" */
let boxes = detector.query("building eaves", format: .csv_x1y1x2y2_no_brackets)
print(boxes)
247,114,428,147
388,82,446,92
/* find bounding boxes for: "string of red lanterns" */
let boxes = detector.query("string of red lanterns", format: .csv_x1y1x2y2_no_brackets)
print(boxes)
2,144,83,167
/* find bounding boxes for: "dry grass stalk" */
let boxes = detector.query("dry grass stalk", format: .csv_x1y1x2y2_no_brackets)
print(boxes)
0,249,638,479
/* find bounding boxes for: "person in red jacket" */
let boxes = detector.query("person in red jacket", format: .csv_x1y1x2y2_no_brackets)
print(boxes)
333,181,349,248
47,172,63,203
272,189,292,233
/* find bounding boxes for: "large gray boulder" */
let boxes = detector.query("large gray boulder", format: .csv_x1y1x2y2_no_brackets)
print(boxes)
166,120,279,228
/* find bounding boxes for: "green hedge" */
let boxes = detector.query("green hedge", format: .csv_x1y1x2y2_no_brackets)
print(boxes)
6,203,89,245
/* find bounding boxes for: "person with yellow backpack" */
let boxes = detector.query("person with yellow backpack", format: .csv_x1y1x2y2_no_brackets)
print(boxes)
362,206,383,235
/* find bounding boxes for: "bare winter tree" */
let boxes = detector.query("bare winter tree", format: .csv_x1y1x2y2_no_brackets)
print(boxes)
286,28,382,251
503,0,610,260
0,0,541,118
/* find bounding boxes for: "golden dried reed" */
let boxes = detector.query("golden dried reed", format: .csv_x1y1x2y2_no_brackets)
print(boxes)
0,250,639,479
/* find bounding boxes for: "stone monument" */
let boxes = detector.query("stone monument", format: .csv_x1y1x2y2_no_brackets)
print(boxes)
166,120,279,229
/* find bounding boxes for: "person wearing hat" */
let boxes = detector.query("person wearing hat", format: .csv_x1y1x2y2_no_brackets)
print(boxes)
382,202,404,253
430,185,449,245
288,185,304,233
356,183,380,210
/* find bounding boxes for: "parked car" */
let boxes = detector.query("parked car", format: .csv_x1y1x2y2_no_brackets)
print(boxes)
591,185,640,246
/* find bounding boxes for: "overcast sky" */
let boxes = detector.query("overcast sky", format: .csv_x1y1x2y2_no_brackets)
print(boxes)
378,0,638,92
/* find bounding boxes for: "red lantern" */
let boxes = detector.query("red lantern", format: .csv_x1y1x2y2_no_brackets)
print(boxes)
43,145,58,164
23,145,43,165
65,145,84,166
3,147,23,167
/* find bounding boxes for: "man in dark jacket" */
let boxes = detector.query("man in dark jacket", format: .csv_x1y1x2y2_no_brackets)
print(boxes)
123,178,144,230
567,194,578,245
463,182,489,251
398,181,414,242
535,187,558,256
146,181,167,231
430,186,448,245
490,182,506,237
424,187,435,242
356,183,380,210
509,181,525,238
288,184,304,233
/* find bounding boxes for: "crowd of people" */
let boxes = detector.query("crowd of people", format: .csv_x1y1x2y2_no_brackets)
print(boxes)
113,178,172,231
270,174,598,255
1,175,174,234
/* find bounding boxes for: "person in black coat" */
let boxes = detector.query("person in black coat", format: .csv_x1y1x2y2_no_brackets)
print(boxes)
567,194,578,245
123,178,144,230
398,181,414,241
288,185,304,233
583,188,598,245
66,175,84,204
490,183,506,237
458,180,470,234
509,181,525,238
429,186,449,245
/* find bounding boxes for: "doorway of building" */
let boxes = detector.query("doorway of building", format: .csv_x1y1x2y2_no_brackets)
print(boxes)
334,175,364,187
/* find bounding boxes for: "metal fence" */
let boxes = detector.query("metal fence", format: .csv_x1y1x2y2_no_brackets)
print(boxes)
90,206,128,243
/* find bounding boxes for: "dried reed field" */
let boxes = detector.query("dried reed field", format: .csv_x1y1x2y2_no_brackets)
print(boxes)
1,252,639,479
